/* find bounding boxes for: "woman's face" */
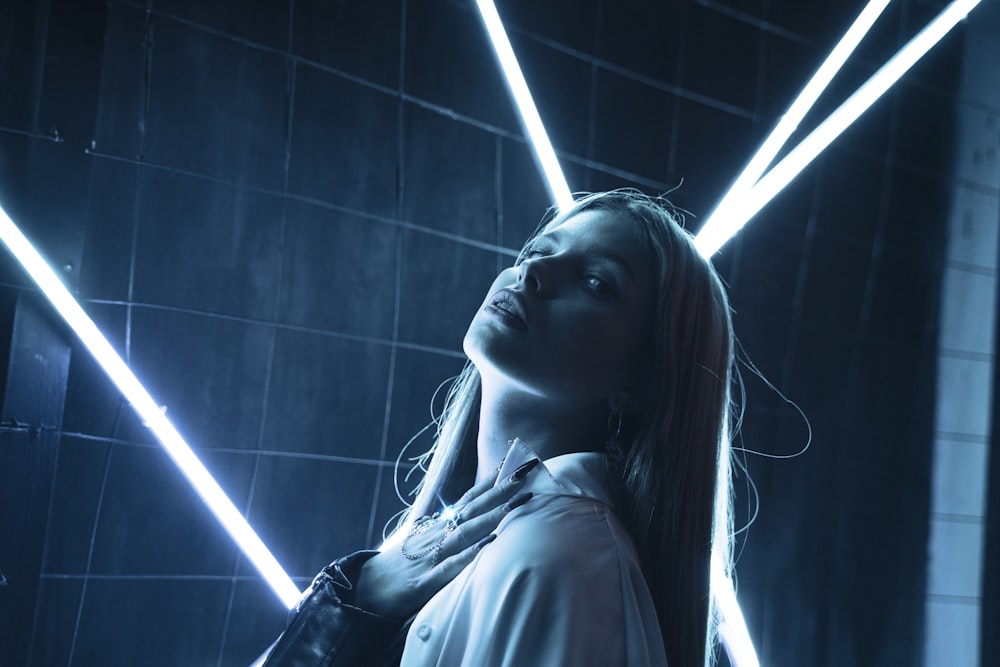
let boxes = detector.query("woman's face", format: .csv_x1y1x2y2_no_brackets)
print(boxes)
464,208,654,410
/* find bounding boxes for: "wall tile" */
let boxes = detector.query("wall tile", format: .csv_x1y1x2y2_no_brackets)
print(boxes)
43,436,111,574
288,64,399,218
128,308,273,451
945,186,1000,271
37,0,106,151
245,455,379,576
385,347,467,459
764,0,877,44
396,231,499,351
811,61,895,158
78,159,137,301
155,0,291,50
279,200,397,339
61,303,145,441
926,518,984,598
681,4,761,111
73,578,230,666
959,13,1000,110
757,33,819,122
143,16,289,189
924,599,980,667
292,0,401,88
498,0,600,54
931,438,989,517
369,464,411,547
935,357,993,436
592,69,673,181
854,340,926,427
895,85,956,175
28,577,82,666
402,104,497,240
866,250,939,344
904,6,963,96
939,267,997,355
261,329,390,459
883,167,950,262
219,578,290,666
594,0,680,83
670,99,756,217
953,103,1000,190
404,0,518,132
91,3,147,158
133,168,285,320
500,139,556,250
512,34,592,159
812,148,884,246
726,216,808,323
89,445,254,575
787,330,855,420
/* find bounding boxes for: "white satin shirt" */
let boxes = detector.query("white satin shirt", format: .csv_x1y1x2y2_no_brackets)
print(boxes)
399,440,669,666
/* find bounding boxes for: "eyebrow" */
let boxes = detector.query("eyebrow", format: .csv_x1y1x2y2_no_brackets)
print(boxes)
542,229,637,279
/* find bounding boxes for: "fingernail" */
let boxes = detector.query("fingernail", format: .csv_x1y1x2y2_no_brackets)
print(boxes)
508,459,539,483
474,533,497,552
505,492,532,511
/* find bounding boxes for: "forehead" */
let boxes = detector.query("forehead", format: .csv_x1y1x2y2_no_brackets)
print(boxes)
541,209,647,260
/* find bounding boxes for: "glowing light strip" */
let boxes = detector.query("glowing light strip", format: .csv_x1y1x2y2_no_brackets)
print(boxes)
700,0,891,253
0,203,301,609
695,0,981,257
713,562,760,667
474,0,575,212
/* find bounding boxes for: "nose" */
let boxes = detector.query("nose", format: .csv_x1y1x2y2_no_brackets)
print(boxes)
518,257,547,294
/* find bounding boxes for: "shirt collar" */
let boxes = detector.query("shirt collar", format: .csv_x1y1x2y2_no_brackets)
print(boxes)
494,437,612,506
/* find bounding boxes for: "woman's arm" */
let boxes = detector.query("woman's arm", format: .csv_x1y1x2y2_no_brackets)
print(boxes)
262,550,402,666
261,461,537,665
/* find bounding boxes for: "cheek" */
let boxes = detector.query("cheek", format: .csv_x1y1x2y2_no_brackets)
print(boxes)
549,312,640,379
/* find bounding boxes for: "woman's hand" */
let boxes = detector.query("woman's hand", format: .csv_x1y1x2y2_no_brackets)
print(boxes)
353,458,538,619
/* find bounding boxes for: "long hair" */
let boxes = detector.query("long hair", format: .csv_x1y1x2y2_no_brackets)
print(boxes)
395,189,735,666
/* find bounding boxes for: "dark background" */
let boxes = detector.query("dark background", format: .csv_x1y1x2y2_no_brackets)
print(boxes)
0,0,995,665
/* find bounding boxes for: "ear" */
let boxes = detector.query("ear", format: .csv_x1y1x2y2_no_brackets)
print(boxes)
609,387,644,414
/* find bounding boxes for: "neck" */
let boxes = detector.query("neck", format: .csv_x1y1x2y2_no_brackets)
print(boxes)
475,377,606,483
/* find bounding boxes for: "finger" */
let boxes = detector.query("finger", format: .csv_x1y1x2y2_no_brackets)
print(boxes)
445,491,533,558
426,531,499,585
454,459,539,522
452,457,540,509
451,474,498,509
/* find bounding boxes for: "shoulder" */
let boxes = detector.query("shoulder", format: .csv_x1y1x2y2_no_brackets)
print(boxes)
475,494,643,597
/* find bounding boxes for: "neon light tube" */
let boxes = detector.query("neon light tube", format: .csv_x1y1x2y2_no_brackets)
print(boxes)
474,0,575,212
713,569,760,667
701,0,891,251
695,0,981,256
0,203,302,609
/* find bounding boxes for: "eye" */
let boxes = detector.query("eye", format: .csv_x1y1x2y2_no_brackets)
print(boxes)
519,242,551,263
583,275,616,299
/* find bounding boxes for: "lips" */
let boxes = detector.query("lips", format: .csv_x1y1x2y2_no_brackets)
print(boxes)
486,288,528,330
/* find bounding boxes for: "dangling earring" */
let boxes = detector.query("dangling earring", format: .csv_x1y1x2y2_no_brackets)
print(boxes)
605,409,624,471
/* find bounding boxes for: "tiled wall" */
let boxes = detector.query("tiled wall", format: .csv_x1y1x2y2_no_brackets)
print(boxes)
924,2,1000,665
0,0,984,665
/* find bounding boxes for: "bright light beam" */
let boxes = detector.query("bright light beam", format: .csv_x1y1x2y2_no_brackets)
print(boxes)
694,0,981,257
474,0,575,212
699,0,891,253
0,203,302,609
713,561,760,667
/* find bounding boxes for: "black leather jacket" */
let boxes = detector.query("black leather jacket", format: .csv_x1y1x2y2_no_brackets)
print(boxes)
261,551,408,667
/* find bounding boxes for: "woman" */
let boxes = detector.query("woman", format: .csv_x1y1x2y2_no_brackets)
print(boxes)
263,189,735,666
